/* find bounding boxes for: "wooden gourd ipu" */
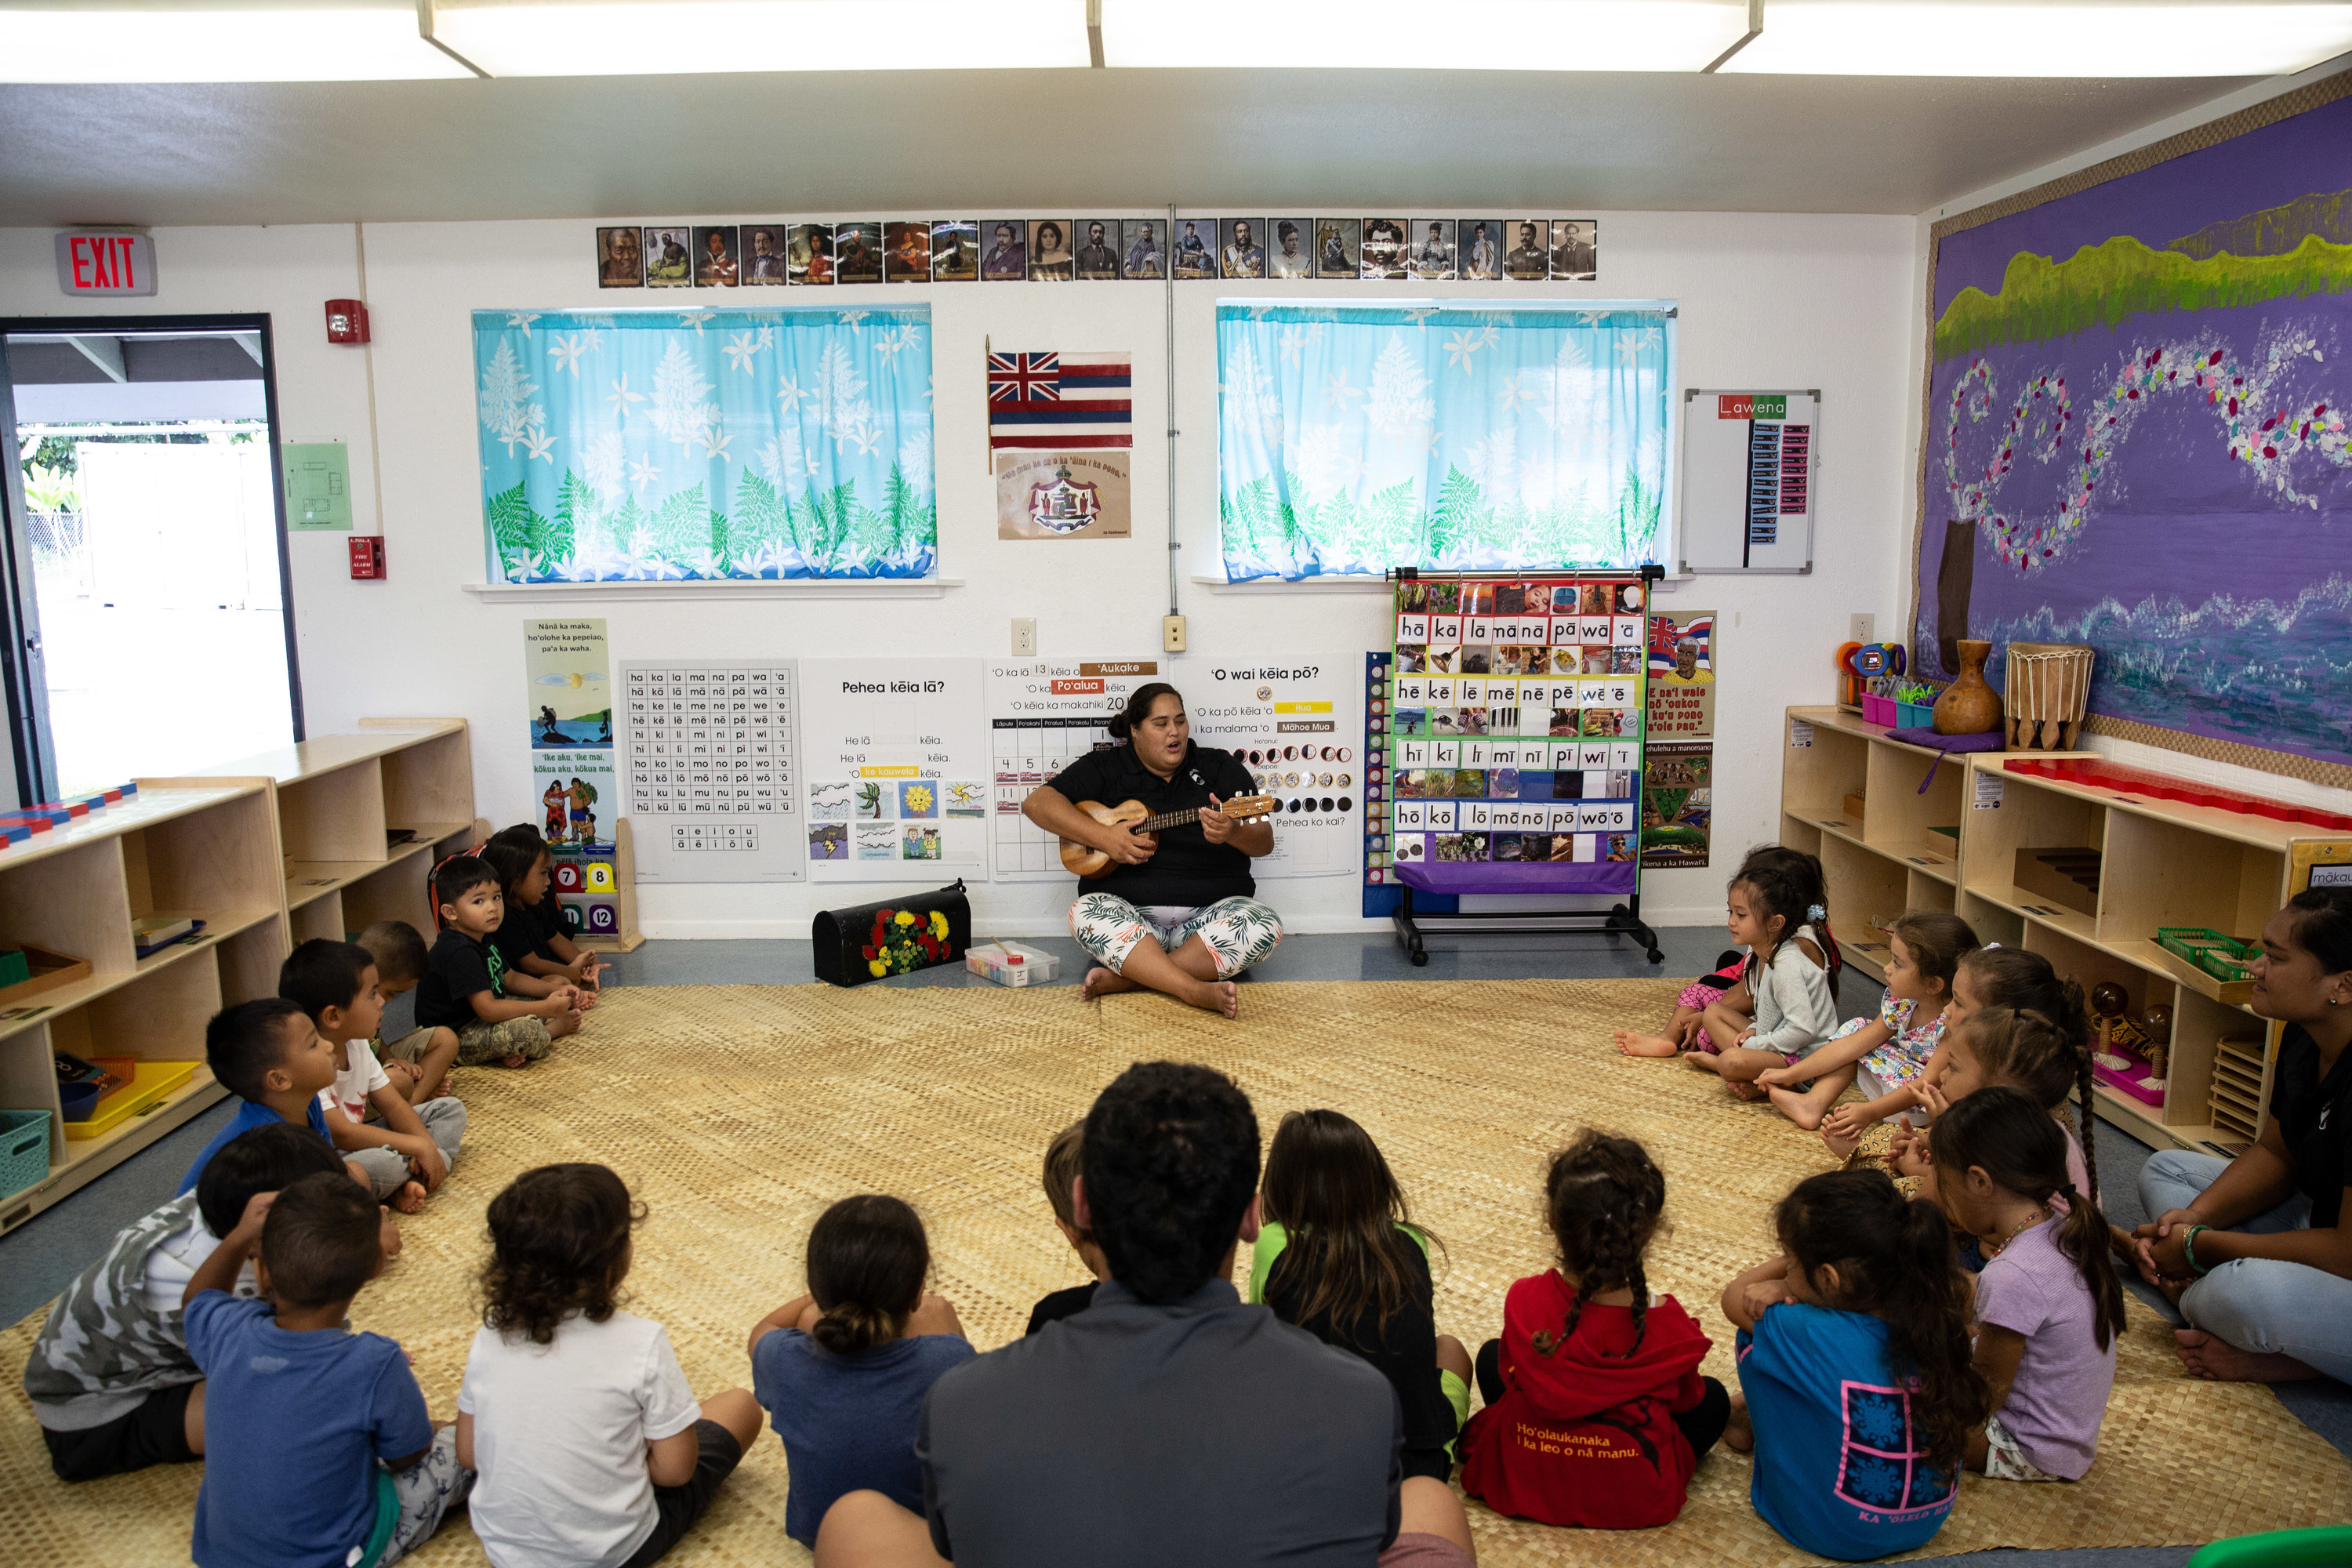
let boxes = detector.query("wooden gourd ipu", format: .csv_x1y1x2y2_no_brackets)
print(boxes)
1933,638,2005,736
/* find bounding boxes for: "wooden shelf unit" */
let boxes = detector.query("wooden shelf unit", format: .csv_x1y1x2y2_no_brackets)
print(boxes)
1781,704,2352,1155
0,720,484,1233
169,720,486,947
0,784,286,1231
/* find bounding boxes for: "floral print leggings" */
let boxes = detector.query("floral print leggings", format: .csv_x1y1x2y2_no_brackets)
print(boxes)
1069,893,1286,980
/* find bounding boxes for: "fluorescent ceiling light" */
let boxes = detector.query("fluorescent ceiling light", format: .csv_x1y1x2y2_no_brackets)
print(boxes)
0,3,475,83
1101,0,1754,70
1722,2,2352,77
429,0,1091,75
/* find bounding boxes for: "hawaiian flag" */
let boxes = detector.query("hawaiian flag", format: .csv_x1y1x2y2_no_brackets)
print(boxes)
988,350,1132,451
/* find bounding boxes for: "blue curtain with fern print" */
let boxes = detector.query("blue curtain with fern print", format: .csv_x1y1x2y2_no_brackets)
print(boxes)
1217,304,1670,582
474,306,935,582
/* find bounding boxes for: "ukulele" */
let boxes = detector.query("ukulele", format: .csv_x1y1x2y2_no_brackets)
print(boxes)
1059,794,1279,878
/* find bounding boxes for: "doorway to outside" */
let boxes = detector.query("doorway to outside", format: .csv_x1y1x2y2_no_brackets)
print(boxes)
0,316,303,801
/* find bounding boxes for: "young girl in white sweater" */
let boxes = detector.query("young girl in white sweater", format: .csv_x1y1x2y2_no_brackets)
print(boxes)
1684,855,1841,1104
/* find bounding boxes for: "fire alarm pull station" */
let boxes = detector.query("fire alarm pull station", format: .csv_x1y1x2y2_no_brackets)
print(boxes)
347,536,386,579
325,299,371,344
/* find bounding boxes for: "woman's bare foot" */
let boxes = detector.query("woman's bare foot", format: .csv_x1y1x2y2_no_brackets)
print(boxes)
1723,1393,1754,1454
1767,1086,1828,1129
1682,1050,1725,1075
1183,979,1240,1019
1616,1029,1682,1058
1081,966,1139,1001
1820,1126,1861,1161
2175,1329,2320,1384
390,1180,427,1215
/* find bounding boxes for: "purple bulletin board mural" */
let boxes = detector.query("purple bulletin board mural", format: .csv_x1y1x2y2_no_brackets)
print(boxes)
1913,82,2352,779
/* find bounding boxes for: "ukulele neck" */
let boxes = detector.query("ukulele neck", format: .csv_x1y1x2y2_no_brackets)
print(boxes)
1129,807,1208,835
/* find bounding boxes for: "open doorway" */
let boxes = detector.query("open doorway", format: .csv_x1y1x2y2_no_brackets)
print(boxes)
0,316,302,801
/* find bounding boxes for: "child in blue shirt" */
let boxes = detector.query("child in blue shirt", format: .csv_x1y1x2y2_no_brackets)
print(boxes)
748,1194,974,1546
182,1171,470,1568
1722,1168,1987,1562
180,999,345,1196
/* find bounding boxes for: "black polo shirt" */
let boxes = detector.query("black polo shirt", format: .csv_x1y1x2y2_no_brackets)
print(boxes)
1045,740,1258,906
2269,1024,2352,1228
920,1278,1401,1568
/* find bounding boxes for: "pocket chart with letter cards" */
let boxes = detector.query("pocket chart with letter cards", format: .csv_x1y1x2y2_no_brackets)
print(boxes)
1385,575,1648,896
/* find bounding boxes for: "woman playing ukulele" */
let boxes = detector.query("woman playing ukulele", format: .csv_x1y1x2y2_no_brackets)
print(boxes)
1022,683,1285,1018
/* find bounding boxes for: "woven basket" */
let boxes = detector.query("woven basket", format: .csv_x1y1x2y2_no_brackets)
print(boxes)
2006,642,2095,750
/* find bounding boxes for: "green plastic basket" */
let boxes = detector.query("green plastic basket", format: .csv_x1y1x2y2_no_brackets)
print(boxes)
2157,926,2258,981
0,1107,51,1204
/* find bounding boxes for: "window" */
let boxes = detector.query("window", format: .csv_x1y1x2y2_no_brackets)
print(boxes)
1216,303,1672,582
474,305,935,583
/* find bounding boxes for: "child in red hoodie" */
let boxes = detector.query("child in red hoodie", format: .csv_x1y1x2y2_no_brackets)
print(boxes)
1459,1130,1731,1529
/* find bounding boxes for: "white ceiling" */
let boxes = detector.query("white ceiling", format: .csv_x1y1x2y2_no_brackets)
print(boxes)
0,67,2273,227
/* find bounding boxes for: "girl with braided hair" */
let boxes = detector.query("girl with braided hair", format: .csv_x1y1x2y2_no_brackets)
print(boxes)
1723,1168,1984,1559
1458,1131,1727,1529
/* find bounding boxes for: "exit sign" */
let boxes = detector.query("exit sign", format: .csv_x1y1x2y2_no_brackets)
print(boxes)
1718,393,1787,420
55,232,156,296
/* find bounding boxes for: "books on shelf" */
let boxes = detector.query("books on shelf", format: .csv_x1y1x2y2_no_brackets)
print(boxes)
133,916,205,958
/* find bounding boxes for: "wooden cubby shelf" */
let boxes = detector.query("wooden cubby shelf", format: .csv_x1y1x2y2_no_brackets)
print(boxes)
1784,704,2352,1156
0,720,482,1234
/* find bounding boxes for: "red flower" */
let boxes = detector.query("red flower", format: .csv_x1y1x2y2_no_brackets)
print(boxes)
877,908,895,922
862,945,877,960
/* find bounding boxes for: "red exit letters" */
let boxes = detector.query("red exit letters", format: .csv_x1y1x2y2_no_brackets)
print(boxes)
53,232,157,297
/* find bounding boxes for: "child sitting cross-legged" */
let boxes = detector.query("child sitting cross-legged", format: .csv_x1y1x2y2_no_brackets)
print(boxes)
460,1164,762,1568
1682,855,1842,1104
1459,1130,1727,1528
24,1123,346,1482
179,999,354,1196
1928,1087,2125,1482
1616,846,1822,1058
1891,997,2098,1213
414,856,579,1070
355,920,461,1105
280,938,466,1214
1024,1120,1108,1334
1248,1109,1472,1482
1722,1169,1987,1560
485,825,604,1000
1755,911,1978,1137
183,1171,471,1568
747,1196,975,1548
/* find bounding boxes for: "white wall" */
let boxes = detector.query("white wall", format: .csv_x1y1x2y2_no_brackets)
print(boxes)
0,209,1919,935
1898,55,2352,821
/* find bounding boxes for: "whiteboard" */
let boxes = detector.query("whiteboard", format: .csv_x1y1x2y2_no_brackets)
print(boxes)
1678,389,1817,574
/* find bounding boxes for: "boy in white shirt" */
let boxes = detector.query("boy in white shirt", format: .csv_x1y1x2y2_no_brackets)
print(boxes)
358,920,463,1104
280,939,466,1213
23,1123,347,1480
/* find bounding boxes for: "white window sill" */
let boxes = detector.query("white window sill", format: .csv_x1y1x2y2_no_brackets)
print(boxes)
1189,571,1690,593
461,577,964,601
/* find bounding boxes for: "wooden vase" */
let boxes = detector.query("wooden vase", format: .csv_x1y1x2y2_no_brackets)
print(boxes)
1933,639,2004,735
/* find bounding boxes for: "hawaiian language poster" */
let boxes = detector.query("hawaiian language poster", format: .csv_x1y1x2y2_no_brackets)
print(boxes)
524,619,615,852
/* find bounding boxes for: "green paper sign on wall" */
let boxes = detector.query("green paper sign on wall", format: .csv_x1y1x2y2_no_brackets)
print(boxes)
283,442,351,531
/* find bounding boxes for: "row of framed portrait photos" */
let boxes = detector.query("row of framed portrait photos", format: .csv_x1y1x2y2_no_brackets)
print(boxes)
597,216,1601,288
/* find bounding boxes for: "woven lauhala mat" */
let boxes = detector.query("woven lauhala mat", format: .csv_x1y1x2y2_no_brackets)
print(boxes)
5,978,2348,1566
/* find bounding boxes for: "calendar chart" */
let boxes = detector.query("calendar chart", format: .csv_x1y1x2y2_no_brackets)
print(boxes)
619,661,808,884
985,659,1160,881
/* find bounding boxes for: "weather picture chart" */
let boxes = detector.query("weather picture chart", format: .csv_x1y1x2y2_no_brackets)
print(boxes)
800,659,989,883
618,660,807,884
985,658,1160,881
1386,576,1649,895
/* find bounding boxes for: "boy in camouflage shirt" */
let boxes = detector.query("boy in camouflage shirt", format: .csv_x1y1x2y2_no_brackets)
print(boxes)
24,1123,346,1480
